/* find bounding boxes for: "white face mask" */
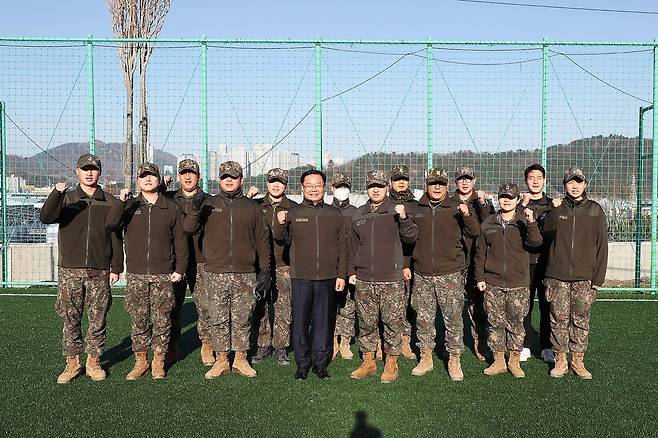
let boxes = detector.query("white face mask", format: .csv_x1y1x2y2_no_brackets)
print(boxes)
333,187,351,202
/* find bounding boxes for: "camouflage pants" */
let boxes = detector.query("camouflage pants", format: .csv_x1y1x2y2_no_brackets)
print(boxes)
125,273,175,353
483,285,529,352
335,284,356,337
255,266,292,349
355,279,406,355
55,267,111,357
465,281,488,345
205,272,257,352
544,278,595,353
401,281,412,336
170,262,211,346
411,272,465,354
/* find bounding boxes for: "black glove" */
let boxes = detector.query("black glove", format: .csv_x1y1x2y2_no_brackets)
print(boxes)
190,192,205,211
254,270,272,301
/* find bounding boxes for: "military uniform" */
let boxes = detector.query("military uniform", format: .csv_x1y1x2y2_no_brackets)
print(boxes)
184,161,271,379
388,164,418,358
39,153,124,383
253,168,297,363
408,168,480,380
542,168,608,379
454,167,494,358
331,173,358,350
349,170,418,383
121,163,189,358
163,159,211,360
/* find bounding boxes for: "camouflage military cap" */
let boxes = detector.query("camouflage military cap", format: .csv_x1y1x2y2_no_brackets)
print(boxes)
498,182,520,198
137,162,160,178
77,153,101,172
267,168,288,184
389,164,410,180
366,170,388,188
425,168,449,185
178,159,200,175
454,166,476,180
219,160,243,178
331,172,352,189
563,167,587,183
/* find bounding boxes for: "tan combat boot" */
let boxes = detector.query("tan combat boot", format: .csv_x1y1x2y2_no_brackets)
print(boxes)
507,351,526,378
411,349,434,376
333,336,340,359
126,351,150,381
550,351,568,378
400,335,415,360
484,351,508,376
339,336,354,360
204,351,230,379
447,353,464,381
570,352,592,380
380,355,399,384
85,355,106,381
200,339,216,367
350,352,377,379
376,340,383,361
151,352,166,379
473,338,486,361
232,351,257,378
57,355,82,384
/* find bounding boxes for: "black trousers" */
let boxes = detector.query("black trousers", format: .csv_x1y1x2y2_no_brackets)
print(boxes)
523,263,551,350
292,278,336,372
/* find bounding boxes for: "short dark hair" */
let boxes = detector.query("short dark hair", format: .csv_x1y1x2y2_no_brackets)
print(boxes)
300,169,326,185
524,163,546,179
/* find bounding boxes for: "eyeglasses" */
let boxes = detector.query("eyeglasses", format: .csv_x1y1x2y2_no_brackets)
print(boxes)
303,184,324,190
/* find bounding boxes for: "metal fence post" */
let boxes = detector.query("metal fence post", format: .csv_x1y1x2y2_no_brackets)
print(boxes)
651,41,658,291
201,35,209,191
541,38,548,168
635,106,651,288
427,38,433,170
315,37,322,170
86,34,96,154
0,102,7,285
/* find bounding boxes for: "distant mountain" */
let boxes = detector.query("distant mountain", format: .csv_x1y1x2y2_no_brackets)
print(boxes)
7,141,177,187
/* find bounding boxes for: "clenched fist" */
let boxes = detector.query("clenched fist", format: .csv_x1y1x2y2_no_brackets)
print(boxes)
552,197,563,208
54,182,68,193
521,192,531,207
477,190,487,205
394,204,407,219
477,281,486,292
457,203,470,216
246,186,259,199
119,188,131,202
524,208,535,223
348,275,357,285
170,272,183,283
163,175,173,187
276,210,289,225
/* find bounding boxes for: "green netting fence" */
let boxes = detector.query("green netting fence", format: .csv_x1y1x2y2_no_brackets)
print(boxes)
0,37,656,292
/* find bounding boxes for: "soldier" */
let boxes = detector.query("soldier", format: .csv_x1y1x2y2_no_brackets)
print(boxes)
161,159,214,367
273,169,347,380
388,164,418,360
518,164,554,364
454,166,494,361
118,163,188,380
40,153,124,384
184,161,272,380
251,168,298,366
349,170,418,384
330,172,357,360
409,168,480,381
474,183,543,378
542,168,608,379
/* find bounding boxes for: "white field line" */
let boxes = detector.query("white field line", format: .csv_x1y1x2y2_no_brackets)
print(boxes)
0,293,656,302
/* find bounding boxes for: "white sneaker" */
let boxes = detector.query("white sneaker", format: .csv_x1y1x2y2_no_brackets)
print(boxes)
541,348,555,364
519,347,531,362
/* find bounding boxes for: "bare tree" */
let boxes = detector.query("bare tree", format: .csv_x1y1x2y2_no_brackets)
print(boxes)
137,0,171,164
107,0,138,189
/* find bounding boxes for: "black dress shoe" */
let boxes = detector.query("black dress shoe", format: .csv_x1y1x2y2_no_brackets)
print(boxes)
312,367,331,380
294,369,308,380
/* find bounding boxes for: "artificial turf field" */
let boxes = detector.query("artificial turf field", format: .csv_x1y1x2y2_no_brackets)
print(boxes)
1,289,657,438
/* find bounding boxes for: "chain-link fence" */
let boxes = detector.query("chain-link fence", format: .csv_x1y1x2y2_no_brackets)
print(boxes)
0,37,656,291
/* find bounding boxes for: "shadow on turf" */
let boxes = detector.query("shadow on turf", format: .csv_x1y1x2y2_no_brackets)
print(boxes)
350,411,381,438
